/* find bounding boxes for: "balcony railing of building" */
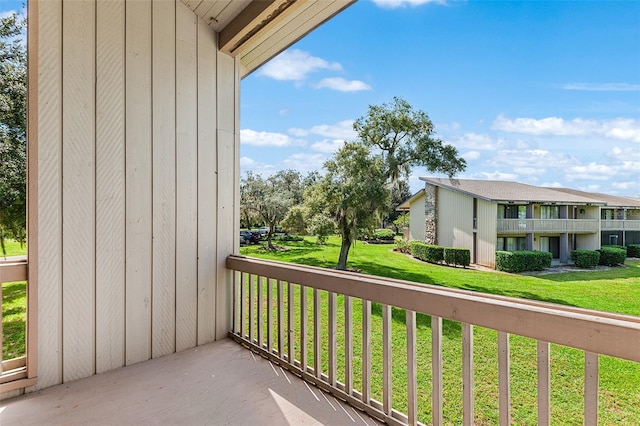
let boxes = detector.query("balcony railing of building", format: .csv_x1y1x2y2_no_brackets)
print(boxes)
497,219,599,234
601,219,640,231
0,257,29,390
227,255,640,426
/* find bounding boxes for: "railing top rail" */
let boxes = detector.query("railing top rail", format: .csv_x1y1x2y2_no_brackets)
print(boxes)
227,255,640,362
0,257,28,283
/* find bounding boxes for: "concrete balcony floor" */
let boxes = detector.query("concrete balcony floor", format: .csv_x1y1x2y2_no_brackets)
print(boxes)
1,339,382,425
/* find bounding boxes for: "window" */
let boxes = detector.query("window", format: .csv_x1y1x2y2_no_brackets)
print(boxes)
497,237,526,251
499,204,527,219
540,205,560,219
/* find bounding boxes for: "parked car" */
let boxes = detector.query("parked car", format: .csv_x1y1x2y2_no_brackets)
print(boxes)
239,233,248,246
256,226,270,235
240,230,260,244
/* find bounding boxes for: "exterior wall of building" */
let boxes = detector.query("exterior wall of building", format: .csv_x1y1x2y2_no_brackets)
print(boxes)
408,191,426,241
576,233,600,250
424,184,437,244
436,187,474,251
476,199,498,268
30,0,239,391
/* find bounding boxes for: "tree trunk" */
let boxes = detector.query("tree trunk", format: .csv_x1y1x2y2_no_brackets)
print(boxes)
337,233,351,270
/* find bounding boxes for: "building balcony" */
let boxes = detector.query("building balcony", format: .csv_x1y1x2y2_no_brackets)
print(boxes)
2,256,639,424
497,219,599,234
601,219,640,231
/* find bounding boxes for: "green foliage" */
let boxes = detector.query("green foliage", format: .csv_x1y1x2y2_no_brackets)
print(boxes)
496,250,552,272
393,213,410,231
570,250,600,268
305,142,389,268
598,246,627,267
240,170,305,247
354,96,466,183
0,13,27,256
307,212,335,245
411,241,444,263
444,247,471,267
628,244,640,258
272,234,303,242
373,228,395,240
393,239,412,254
280,205,308,236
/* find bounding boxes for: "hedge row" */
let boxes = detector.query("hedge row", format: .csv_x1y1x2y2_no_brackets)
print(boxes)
411,242,444,263
410,242,470,267
570,250,600,268
598,246,626,266
495,250,552,273
628,244,640,258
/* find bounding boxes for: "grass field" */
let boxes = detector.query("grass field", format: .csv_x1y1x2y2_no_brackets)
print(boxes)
1,239,27,360
240,236,640,424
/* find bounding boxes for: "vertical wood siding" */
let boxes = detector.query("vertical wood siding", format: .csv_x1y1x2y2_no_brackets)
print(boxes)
437,189,473,249
409,192,426,241
476,200,497,268
31,0,239,390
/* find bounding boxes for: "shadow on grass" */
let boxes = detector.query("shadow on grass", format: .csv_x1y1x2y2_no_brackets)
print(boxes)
370,300,462,338
457,283,578,308
2,281,26,308
352,260,440,286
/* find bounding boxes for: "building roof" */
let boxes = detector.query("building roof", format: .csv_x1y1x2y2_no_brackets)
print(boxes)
419,177,611,205
547,187,640,208
396,189,425,211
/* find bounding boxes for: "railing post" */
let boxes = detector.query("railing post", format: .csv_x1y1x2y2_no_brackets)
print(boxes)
267,278,273,353
313,288,321,379
407,309,417,426
584,351,599,426
287,282,294,364
382,304,392,416
462,323,474,426
362,299,371,404
432,316,443,426
277,280,284,358
301,285,308,372
257,275,264,347
345,295,353,396
328,291,337,387
498,331,511,425
537,341,550,426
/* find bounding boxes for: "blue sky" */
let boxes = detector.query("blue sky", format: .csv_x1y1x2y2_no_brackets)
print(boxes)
3,0,638,196
241,0,640,197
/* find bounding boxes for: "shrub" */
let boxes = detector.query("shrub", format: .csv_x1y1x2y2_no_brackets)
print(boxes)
411,241,444,263
496,250,552,272
597,246,626,266
443,247,471,267
570,250,600,268
373,228,395,240
394,239,412,254
628,244,640,258
273,234,303,242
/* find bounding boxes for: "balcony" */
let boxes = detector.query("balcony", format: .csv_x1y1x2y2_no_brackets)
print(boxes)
601,219,640,231
2,256,639,424
497,219,599,234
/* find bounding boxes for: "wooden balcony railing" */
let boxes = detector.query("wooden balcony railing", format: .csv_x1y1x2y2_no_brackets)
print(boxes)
497,219,599,234
226,255,640,426
601,219,640,231
0,257,28,387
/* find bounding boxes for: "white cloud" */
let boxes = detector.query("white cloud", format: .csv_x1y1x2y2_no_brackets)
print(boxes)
450,133,507,150
513,167,546,176
607,146,640,162
315,77,372,92
476,171,519,181
612,181,639,190
240,157,256,167
462,151,481,161
372,0,446,8
492,115,640,143
310,139,345,154
258,49,342,82
541,181,564,188
289,120,356,140
486,149,578,170
282,153,327,173
566,163,617,181
240,129,304,147
563,82,640,91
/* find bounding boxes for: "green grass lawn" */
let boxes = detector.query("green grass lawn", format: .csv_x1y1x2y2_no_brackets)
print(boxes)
2,239,27,360
240,236,640,424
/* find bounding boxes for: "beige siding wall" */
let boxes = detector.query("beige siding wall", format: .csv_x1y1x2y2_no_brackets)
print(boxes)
29,0,239,391
436,188,473,249
476,200,498,268
409,192,426,241
576,233,600,250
